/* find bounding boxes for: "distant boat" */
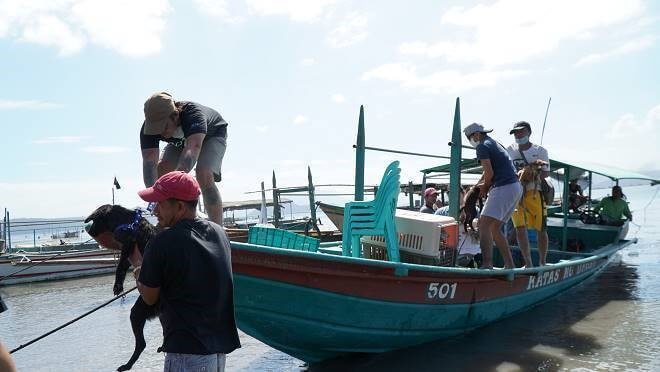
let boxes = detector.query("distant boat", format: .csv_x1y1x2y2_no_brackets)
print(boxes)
50,230,80,239
0,248,117,286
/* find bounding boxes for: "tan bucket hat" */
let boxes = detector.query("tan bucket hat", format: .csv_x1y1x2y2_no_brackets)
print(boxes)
143,92,176,135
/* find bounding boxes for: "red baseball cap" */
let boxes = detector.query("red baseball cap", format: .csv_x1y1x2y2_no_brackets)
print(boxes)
424,187,439,198
138,171,201,202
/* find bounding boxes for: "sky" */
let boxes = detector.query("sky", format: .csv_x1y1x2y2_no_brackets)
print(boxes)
1,0,659,218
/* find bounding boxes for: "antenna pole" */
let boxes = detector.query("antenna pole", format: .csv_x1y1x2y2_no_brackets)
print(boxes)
540,97,551,145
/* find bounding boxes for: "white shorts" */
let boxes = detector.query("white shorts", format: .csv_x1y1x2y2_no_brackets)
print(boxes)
481,182,523,223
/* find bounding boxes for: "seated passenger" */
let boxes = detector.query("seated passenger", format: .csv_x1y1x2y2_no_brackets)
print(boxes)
593,185,632,226
455,213,482,268
435,186,481,267
420,187,439,214
435,186,467,217
568,179,587,211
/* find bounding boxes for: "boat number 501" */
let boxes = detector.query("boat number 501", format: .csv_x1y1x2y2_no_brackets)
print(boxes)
427,282,457,299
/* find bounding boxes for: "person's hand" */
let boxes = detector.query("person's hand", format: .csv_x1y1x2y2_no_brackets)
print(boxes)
479,185,489,198
128,244,142,268
133,266,141,281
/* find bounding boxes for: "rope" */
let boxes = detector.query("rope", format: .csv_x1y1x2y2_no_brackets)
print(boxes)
0,238,96,283
629,185,660,238
9,286,137,354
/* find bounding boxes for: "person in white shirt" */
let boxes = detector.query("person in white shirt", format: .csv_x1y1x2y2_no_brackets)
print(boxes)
506,121,550,266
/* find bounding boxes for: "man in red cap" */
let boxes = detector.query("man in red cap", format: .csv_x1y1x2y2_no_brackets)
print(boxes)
420,187,440,214
134,171,240,371
140,92,228,225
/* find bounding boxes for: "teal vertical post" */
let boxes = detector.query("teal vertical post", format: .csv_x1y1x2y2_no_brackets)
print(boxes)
448,98,462,220
355,105,365,201
33,229,36,248
6,210,11,252
587,171,593,209
562,166,570,250
307,166,319,233
272,171,280,228
420,173,427,208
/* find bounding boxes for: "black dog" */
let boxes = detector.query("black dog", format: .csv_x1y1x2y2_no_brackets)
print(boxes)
461,186,483,232
85,204,159,371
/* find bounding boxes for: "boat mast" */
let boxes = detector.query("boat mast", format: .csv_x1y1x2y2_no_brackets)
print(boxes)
448,98,462,220
355,105,365,201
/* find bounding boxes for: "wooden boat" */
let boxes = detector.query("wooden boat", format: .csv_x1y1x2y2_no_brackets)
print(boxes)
0,248,118,286
229,101,659,362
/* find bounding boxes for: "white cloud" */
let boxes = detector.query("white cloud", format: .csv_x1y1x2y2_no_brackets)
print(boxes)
0,0,171,57
245,0,337,23
399,0,644,66
192,0,244,23
331,94,345,103
293,115,308,124
82,146,128,154
327,11,367,48
33,136,86,144
607,104,660,139
574,35,655,67
193,0,230,18
0,99,61,110
255,125,269,133
300,57,316,66
362,63,528,94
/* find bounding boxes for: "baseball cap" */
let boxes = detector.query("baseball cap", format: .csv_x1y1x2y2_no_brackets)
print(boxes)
143,92,176,135
463,122,493,139
424,187,440,198
138,171,201,202
509,121,531,134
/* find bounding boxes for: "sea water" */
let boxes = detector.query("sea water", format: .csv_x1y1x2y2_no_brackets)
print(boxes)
1,185,659,371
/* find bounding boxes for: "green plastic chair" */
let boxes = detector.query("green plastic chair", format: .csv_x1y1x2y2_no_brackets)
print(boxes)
342,161,401,262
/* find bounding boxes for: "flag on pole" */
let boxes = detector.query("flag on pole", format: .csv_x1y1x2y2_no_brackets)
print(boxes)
113,177,121,190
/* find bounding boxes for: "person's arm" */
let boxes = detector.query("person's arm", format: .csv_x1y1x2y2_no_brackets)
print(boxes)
136,273,160,306
136,243,162,306
479,159,494,198
0,341,16,372
623,202,632,221
177,133,205,173
540,146,550,179
142,148,159,187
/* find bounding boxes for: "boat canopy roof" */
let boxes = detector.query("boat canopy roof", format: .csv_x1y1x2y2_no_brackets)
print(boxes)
421,158,660,184
223,198,293,212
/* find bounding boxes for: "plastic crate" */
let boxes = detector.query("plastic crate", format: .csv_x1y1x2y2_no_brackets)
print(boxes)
248,226,320,252
361,209,459,266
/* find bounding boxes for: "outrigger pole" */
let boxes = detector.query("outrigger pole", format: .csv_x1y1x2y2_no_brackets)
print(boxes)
448,98,462,220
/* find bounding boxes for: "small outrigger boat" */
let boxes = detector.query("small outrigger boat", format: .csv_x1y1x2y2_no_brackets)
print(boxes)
227,100,657,362
0,248,118,286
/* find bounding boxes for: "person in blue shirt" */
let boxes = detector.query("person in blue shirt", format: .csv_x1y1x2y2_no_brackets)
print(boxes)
464,123,522,269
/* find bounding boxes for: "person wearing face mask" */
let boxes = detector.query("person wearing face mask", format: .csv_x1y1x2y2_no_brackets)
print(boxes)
140,92,229,225
506,121,550,267
463,123,522,269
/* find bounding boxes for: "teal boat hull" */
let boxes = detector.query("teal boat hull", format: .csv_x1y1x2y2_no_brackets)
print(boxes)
231,240,631,362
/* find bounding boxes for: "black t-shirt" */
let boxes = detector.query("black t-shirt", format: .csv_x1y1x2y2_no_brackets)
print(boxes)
139,218,241,354
140,101,228,149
